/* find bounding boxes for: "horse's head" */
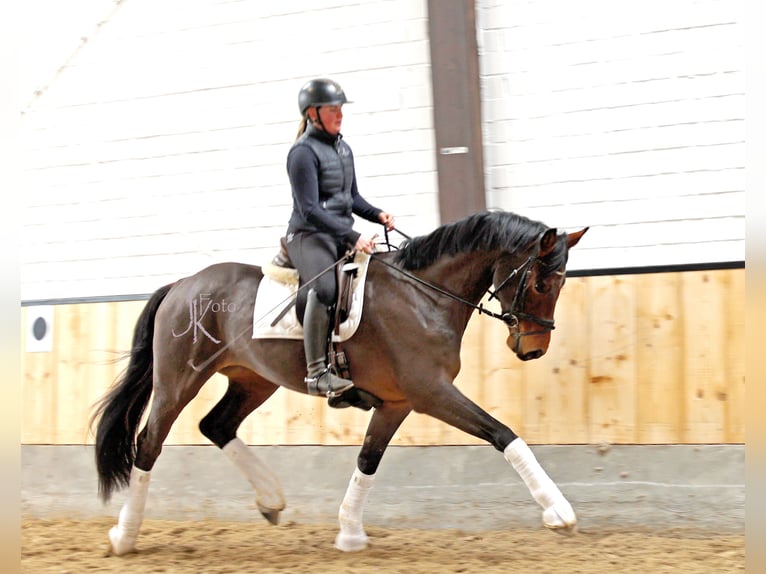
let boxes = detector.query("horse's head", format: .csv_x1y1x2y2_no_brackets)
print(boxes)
492,227,588,361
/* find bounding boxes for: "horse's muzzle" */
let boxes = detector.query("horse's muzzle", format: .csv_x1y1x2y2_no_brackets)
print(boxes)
518,349,544,361
507,330,548,360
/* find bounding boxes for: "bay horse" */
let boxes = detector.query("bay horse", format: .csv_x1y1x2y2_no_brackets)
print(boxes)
90,210,587,554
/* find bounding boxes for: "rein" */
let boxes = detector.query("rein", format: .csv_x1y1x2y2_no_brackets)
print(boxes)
370,250,555,336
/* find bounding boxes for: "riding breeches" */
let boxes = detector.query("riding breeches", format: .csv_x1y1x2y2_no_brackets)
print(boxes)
285,231,346,319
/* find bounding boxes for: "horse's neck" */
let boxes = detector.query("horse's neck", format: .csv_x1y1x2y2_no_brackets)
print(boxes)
420,251,496,305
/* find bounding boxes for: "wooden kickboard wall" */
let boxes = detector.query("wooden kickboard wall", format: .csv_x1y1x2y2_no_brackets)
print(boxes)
21,268,744,446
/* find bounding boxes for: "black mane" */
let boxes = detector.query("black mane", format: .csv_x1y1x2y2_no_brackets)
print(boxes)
394,210,568,276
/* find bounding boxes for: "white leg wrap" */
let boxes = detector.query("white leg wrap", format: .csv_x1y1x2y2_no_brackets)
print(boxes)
109,466,151,555
504,438,577,531
222,438,285,513
334,467,375,552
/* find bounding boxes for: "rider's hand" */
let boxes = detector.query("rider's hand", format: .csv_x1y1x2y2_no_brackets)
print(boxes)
354,235,377,254
378,212,395,231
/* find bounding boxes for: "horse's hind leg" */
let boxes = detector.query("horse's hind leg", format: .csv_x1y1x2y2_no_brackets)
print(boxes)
109,367,212,555
199,371,285,524
335,401,411,552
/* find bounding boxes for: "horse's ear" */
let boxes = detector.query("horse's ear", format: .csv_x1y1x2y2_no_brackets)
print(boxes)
566,227,589,249
538,228,558,257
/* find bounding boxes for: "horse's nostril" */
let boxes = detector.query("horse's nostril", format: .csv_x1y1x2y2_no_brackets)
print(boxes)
520,349,543,361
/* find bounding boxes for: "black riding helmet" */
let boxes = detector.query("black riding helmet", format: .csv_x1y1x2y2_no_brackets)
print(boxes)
298,78,351,116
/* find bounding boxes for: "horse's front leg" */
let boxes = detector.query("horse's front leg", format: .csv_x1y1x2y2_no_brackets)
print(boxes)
410,381,577,533
504,437,577,532
335,401,411,552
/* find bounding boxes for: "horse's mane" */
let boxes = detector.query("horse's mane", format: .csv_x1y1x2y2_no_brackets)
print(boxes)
394,210,568,276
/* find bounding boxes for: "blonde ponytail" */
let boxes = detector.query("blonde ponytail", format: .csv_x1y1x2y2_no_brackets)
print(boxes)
295,116,309,141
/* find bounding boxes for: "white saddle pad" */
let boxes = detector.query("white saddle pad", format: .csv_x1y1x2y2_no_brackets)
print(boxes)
252,253,370,342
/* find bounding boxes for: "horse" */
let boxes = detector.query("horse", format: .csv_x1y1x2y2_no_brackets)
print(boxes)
90,209,587,554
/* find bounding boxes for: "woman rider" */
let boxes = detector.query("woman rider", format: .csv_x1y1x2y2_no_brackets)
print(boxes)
285,78,395,399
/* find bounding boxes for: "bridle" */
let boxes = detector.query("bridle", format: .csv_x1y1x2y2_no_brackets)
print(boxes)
370,246,558,341
488,254,556,335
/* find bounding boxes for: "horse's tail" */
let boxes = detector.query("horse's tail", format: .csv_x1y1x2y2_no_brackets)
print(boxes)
90,282,174,502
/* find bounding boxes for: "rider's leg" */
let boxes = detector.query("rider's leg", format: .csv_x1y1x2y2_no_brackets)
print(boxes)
285,231,353,397
303,287,353,396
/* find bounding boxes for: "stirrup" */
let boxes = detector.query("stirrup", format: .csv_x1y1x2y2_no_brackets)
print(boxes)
327,387,384,411
305,368,353,398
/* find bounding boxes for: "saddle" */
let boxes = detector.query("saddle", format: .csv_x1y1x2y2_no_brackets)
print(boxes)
270,238,381,411
270,237,359,334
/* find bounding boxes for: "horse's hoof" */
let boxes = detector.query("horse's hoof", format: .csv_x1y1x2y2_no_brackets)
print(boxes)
547,521,578,536
334,531,369,552
258,504,282,526
108,526,137,555
543,501,577,534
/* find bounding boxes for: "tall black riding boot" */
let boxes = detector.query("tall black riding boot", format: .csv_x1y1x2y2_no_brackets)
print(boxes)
303,289,354,397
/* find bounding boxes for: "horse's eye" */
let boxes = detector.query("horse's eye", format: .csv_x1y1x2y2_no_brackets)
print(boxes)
534,280,547,293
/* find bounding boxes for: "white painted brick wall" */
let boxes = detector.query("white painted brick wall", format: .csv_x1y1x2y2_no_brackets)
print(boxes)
476,0,745,271
21,0,745,299
21,0,437,300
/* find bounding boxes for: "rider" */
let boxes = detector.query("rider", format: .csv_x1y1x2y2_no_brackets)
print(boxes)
285,78,395,399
